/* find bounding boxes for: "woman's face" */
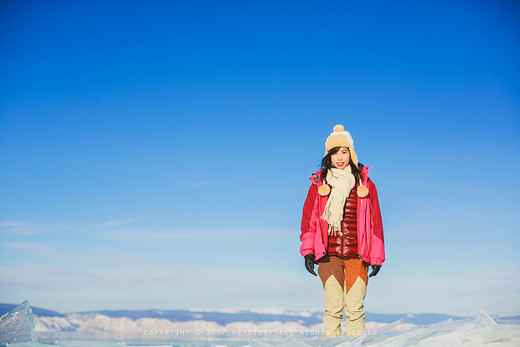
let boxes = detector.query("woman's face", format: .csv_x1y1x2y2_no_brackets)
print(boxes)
331,147,350,169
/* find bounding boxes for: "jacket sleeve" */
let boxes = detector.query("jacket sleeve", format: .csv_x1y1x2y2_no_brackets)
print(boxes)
369,179,385,265
300,184,318,257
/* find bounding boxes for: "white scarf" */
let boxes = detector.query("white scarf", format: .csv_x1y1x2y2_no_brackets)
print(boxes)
321,166,356,236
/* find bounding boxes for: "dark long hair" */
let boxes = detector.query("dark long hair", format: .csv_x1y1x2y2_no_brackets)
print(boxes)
321,146,362,184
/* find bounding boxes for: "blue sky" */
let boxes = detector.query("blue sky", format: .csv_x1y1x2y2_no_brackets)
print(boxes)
1,0,519,316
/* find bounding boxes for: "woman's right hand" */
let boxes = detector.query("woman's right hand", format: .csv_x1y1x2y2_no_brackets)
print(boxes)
304,254,317,276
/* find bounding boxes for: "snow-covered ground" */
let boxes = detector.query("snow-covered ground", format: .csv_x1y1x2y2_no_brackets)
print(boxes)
2,303,520,346
6,311,520,347
29,310,520,346
248,310,520,346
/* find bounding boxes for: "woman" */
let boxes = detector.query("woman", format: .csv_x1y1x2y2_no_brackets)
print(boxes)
300,124,385,338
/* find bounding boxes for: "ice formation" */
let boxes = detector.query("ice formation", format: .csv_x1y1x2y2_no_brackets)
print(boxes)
1,307,519,346
0,300,37,346
249,310,520,347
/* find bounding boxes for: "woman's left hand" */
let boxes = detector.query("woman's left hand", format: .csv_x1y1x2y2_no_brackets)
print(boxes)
369,265,381,277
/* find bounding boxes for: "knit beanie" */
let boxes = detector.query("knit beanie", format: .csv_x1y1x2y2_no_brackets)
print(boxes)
324,124,359,165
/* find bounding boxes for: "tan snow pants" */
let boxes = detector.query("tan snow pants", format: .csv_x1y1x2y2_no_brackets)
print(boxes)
317,255,369,338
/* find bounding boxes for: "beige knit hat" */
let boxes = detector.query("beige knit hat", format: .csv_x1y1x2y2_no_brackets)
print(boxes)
324,124,358,165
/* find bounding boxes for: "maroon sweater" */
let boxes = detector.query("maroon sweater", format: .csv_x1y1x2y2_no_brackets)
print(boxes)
327,187,359,258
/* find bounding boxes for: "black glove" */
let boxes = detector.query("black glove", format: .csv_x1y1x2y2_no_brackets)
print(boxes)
304,254,317,276
369,265,381,277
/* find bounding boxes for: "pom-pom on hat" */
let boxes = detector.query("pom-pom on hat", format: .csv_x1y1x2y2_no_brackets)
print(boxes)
324,124,359,165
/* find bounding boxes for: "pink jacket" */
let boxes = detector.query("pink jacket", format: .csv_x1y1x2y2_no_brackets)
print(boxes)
300,166,385,266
